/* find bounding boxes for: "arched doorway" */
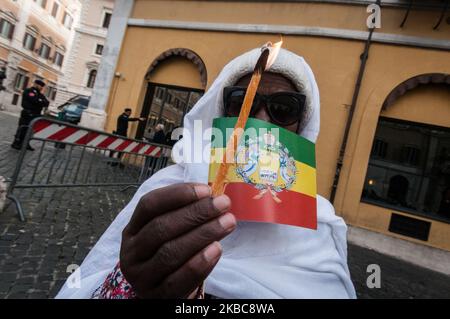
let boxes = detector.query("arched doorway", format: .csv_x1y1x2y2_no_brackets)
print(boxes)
362,73,450,222
136,48,207,142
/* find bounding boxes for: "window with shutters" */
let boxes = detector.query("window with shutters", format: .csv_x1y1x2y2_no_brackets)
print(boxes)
102,11,112,28
23,33,36,51
86,70,97,88
95,44,104,55
51,2,59,18
54,52,64,67
62,12,73,29
35,0,47,9
39,43,51,59
14,73,29,91
0,19,14,40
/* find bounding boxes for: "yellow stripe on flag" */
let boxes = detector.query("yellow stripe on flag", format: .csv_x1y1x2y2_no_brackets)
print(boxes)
208,148,316,198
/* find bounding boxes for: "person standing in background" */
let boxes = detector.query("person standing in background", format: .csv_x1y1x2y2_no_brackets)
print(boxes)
115,108,145,138
152,123,166,144
11,79,49,151
109,108,145,166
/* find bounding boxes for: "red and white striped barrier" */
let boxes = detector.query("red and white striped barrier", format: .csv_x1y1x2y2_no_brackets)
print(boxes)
32,118,163,157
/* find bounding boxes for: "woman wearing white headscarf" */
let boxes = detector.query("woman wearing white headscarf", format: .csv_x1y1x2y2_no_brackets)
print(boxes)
56,48,356,299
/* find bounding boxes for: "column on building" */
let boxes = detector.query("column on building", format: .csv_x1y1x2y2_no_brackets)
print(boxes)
80,0,134,130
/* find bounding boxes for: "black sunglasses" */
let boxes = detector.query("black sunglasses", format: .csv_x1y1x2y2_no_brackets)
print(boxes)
223,86,306,127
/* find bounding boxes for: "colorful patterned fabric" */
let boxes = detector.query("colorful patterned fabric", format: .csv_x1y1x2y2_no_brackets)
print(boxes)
92,262,204,299
91,262,137,299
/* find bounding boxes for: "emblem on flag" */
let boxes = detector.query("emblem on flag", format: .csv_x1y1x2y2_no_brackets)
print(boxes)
209,117,317,230
235,133,297,204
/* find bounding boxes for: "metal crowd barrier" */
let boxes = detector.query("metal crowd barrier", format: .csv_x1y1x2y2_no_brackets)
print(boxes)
5,117,172,221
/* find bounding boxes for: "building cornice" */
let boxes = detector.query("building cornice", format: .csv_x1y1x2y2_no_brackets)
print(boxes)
27,4,73,42
127,19,450,51
194,0,450,11
0,43,63,76
75,26,108,39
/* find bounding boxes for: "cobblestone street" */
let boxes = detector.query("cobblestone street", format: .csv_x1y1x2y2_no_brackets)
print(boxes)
0,111,449,299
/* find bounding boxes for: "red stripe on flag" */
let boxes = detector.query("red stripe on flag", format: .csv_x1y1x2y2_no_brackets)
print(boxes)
115,140,133,151
32,119,52,133
74,132,100,145
46,127,78,141
97,136,117,149
223,182,317,230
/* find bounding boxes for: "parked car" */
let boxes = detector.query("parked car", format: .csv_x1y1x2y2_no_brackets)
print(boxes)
56,96,90,124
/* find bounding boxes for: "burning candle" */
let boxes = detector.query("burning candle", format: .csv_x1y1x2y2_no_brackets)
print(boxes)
194,41,283,300
211,40,283,196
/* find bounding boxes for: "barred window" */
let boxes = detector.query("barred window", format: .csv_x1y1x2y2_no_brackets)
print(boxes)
362,117,450,223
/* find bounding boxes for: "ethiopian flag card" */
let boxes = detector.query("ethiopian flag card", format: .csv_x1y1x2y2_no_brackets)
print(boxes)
208,117,317,230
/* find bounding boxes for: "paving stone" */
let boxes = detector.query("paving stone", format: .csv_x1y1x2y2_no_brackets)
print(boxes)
0,240,13,247
20,268,39,276
0,281,13,292
0,273,17,283
36,272,53,279
1,264,21,272
15,277,36,285
8,285,32,294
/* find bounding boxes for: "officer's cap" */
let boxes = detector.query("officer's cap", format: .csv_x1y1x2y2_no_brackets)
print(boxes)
34,80,46,87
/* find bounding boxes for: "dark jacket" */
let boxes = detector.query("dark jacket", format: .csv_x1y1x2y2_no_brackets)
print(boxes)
21,87,49,115
152,130,166,144
116,113,140,136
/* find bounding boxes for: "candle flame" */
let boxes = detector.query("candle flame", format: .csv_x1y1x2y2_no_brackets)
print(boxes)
264,39,283,71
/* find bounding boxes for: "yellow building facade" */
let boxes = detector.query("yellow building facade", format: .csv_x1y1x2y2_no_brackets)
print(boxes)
92,0,450,251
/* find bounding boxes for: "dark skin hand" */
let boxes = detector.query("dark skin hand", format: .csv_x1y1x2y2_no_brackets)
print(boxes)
120,72,300,298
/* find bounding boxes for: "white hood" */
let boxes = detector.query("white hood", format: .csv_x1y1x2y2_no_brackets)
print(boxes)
56,48,356,299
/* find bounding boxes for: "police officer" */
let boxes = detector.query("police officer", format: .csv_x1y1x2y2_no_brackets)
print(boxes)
11,79,49,151
115,108,145,137
109,108,145,166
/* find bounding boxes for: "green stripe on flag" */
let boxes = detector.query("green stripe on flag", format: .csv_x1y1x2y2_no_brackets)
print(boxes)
211,117,316,168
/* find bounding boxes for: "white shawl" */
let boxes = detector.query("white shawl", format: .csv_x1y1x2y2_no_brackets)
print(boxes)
56,48,356,299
